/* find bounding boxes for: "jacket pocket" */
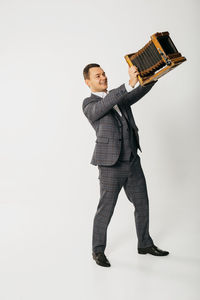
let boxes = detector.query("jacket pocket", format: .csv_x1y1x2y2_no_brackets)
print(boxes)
95,136,109,143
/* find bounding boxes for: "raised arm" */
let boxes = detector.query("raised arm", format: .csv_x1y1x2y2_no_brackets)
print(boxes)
123,65,157,106
82,83,128,122
123,80,157,106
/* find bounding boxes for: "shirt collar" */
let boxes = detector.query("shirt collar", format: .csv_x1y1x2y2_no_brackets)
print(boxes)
91,90,109,98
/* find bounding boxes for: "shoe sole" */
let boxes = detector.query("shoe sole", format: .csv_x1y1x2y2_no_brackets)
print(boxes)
138,250,169,256
138,246,169,255
96,262,111,267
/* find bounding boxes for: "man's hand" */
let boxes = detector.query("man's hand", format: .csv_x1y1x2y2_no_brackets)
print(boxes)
128,65,139,88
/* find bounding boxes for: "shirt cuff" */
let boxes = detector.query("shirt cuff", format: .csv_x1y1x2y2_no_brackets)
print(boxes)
124,81,140,92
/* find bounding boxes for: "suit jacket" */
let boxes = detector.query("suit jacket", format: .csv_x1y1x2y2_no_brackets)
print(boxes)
82,81,157,166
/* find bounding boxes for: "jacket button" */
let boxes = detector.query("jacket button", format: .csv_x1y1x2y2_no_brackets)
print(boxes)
119,138,122,141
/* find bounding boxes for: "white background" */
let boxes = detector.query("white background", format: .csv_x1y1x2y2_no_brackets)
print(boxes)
0,0,199,299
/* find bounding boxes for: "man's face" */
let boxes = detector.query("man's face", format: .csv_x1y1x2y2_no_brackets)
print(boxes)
85,67,108,92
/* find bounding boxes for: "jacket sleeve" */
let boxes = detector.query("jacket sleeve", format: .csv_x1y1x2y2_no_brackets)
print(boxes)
123,80,157,106
82,83,128,122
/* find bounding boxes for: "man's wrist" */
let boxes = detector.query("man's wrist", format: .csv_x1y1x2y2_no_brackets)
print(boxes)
125,81,134,92
125,80,139,92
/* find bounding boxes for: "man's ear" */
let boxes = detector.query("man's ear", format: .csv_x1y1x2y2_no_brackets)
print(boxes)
85,79,90,88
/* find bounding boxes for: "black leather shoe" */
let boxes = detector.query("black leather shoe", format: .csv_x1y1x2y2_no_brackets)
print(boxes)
92,252,111,267
138,245,169,256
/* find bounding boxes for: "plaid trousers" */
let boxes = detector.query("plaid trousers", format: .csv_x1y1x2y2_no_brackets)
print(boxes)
92,153,154,253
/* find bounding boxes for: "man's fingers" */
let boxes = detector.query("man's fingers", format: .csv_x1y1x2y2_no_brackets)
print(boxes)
130,66,137,71
129,66,139,73
132,70,139,76
128,65,139,78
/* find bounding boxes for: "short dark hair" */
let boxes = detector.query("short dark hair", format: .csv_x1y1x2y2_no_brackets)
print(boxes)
83,63,100,80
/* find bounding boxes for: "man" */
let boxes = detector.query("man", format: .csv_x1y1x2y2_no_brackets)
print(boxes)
82,63,169,267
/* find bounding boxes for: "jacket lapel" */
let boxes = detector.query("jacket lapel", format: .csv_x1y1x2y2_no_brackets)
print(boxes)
117,104,131,124
119,105,129,121
120,104,139,132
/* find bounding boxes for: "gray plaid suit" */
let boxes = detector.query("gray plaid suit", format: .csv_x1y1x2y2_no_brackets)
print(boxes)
82,81,157,253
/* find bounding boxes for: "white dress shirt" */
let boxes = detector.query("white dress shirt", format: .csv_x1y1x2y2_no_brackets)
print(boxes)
91,81,140,117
